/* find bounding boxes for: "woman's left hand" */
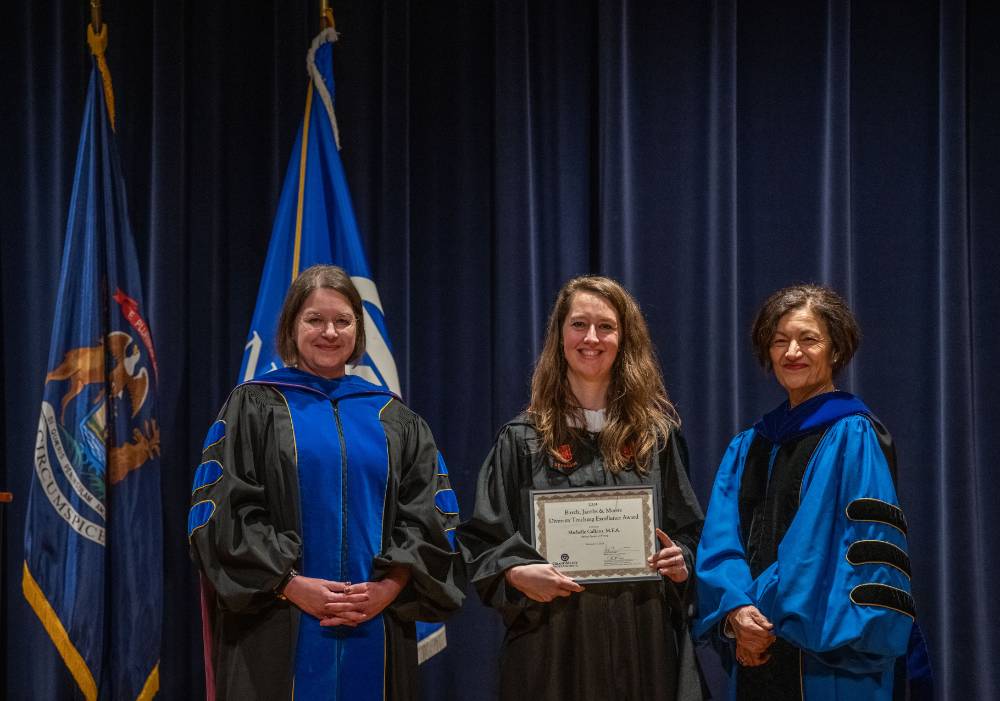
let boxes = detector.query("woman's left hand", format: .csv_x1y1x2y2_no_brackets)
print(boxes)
648,528,688,583
319,565,411,627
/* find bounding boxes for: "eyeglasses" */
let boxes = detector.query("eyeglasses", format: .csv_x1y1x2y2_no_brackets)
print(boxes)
300,314,358,333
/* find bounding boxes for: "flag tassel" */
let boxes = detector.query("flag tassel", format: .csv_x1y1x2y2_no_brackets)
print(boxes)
307,28,343,150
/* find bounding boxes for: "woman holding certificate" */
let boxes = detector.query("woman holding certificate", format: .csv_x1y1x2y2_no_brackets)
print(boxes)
695,284,914,699
459,276,705,700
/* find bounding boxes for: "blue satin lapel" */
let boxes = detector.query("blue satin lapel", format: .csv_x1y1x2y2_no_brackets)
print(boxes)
278,385,390,701
339,394,393,701
284,388,345,583
250,367,397,404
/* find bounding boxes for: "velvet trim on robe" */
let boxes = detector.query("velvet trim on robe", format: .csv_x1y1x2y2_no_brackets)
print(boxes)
695,392,914,700
753,391,870,444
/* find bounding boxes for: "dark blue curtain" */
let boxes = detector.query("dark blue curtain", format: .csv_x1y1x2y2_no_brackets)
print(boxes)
2,2,997,699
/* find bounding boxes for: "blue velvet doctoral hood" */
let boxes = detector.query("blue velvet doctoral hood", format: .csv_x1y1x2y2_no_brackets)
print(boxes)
247,366,398,403
754,390,872,444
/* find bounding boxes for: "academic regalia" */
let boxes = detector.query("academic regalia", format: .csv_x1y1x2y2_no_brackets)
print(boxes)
458,414,705,701
695,391,914,700
188,368,464,700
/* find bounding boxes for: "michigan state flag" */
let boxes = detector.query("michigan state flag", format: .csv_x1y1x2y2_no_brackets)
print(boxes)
22,24,162,701
238,25,450,663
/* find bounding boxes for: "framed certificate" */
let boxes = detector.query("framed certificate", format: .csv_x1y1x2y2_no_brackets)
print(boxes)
529,485,660,583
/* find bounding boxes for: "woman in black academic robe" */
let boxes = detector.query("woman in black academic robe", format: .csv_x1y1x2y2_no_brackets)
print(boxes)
459,276,705,701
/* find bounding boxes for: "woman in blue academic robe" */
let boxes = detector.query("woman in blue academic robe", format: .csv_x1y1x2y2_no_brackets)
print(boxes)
188,265,464,700
695,284,915,700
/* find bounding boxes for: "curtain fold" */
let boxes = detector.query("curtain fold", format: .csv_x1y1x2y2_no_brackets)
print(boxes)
934,1,985,697
2,2,997,699
704,0,742,445
819,0,852,294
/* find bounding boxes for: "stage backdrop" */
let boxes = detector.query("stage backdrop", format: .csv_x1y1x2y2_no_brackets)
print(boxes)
2,1,997,699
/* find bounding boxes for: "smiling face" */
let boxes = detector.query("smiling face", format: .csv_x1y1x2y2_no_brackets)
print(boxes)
562,291,620,397
769,305,835,406
294,287,358,379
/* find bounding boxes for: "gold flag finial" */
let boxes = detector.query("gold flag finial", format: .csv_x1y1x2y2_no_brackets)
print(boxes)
86,0,116,131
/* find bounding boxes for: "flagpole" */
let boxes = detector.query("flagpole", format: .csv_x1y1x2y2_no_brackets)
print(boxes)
320,0,336,30
0,490,11,690
90,0,102,32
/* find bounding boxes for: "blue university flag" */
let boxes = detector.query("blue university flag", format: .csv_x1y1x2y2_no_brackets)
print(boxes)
238,26,449,663
239,27,398,392
22,25,162,701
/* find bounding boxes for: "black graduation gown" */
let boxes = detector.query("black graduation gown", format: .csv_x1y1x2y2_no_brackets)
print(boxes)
458,414,706,701
188,374,465,700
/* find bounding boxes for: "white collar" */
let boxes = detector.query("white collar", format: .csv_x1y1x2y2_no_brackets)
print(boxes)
568,408,607,433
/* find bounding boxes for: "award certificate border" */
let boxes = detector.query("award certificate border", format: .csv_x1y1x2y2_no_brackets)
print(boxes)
529,485,659,583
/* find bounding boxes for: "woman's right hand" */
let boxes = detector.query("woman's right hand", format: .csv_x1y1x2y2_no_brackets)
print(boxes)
727,605,776,654
505,564,584,602
282,575,371,625
735,642,770,667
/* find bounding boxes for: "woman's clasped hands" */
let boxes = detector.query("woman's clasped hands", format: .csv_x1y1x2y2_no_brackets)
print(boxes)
282,566,411,627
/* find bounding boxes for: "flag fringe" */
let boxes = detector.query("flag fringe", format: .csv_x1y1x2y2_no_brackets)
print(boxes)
417,624,447,664
22,561,98,701
137,662,160,701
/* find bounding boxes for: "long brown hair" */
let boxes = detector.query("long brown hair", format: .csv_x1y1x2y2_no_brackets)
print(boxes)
528,276,679,473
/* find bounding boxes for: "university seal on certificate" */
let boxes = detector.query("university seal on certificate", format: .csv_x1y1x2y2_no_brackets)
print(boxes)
529,485,659,583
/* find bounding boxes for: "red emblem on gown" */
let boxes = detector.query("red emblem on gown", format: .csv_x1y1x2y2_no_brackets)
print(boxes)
555,444,577,469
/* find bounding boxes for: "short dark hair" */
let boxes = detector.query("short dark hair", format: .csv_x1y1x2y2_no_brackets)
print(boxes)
275,265,366,366
750,284,860,376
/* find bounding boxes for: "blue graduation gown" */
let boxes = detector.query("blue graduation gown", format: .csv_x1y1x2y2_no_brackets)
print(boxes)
695,392,913,700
